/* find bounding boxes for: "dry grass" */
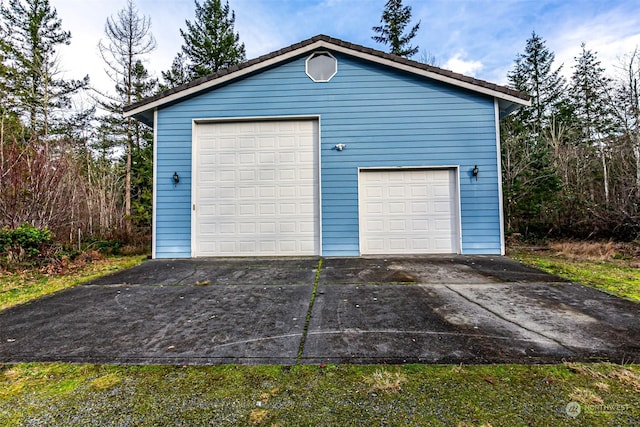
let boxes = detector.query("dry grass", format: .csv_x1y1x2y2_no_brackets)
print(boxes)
89,373,122,391
513,245,640,301
365,370,406,394
565,363,640,395
608,368,640,392
2,363,639,426
0,255,146,311
593,381,610,392
247,408,269,425
548,240,638,263
569,387,604,405
451,363,467,374
565,362,607,379
457,423,494,427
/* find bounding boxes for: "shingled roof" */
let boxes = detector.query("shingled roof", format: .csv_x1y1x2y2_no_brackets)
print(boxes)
124,34,530,126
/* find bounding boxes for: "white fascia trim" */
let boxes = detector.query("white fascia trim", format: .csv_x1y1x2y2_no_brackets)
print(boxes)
358,165,460,171
124,40,528,118
190,119,198,257
193,114,322,124
356,170,361,256
455,166,463,255
324,43,530,106
124,41,328,118
316,116,323,256
151,109,158,259
190,115,323,257
495,100,506,255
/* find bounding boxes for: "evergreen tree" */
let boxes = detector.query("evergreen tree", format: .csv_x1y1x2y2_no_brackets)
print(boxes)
0,0,88,140
503,32,564,235
372,0,420,58
160,52,190,90
571,44,613,141
612,49,640,198
130,61,155,234
180,0,245,79
508,32,566,134
570,44,614,204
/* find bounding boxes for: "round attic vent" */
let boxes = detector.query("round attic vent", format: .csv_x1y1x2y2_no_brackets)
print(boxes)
305,51,337,82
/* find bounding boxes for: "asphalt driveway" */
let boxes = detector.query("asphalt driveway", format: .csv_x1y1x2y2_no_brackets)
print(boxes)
0,256,638,365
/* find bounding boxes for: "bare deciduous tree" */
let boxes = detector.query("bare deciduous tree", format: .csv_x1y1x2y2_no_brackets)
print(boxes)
97,0,155,230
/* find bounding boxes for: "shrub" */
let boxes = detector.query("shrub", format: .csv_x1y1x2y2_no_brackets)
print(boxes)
86,239,122,255
0,223,54,265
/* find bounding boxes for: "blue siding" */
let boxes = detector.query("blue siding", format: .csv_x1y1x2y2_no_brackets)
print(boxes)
154,52,501,258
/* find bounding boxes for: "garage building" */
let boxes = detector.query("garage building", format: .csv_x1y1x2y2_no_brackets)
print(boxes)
124,35,529,258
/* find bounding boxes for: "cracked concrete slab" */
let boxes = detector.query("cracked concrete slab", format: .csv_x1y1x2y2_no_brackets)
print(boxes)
0,256,638,365
443,283,640,355
320,256,495,284
0,284,312,365
301,284,576,364
85,257,321,286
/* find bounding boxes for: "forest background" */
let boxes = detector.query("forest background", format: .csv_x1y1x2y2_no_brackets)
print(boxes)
1,0,639,264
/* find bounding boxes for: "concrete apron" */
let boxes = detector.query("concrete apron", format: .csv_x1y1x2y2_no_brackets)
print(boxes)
0,256,638,365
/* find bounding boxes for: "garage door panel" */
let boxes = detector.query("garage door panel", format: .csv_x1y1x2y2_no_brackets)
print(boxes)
366,187,383,197
388,186,406,197
434,201,451,213
279,222,296,233
258,138,275,149
238,187,256,198
299,168,315,180
359,169,458,255
218,204,236,215
279,169,296,180
260,241,276,250
278,138,296,149
433,185,450,196
239,137,257,149
388,202,405,214
239,223,256,233
389,220,406,232
411,202,428,213
194,120,319,256
259,169,276,180
279,152,295,163
258,152,276,163
239,170,256,181
413,239,429,250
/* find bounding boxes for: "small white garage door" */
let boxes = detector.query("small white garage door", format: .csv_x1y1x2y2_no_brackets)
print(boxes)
193,120,319,256
359,169,459,254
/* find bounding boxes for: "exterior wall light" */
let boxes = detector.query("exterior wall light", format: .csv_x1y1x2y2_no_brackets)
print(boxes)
334,143,346,151
472,165,479,181
173,172,180,186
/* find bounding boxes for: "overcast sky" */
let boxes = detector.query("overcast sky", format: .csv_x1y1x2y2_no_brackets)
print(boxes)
52,0,640,98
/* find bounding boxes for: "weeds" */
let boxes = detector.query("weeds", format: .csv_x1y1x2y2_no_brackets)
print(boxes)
1,363,638,426
0,255,146,311
365,370,406,394
547,240,640,263
569,387,604,405
512,243,640,301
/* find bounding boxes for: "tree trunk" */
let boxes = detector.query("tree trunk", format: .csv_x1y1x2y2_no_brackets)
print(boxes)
600,143,609,206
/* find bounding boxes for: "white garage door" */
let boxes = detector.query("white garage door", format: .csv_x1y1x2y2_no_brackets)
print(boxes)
359,169,459,254
193,120,319,256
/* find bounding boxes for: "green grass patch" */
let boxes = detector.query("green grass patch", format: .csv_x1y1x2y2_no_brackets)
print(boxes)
0,362,638,426
512,251,640,302
0,255,146,311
